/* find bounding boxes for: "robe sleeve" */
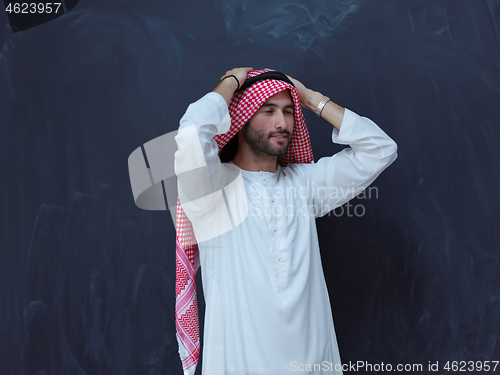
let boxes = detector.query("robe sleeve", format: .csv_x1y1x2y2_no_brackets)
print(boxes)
174,92,244,242
293,108,398,218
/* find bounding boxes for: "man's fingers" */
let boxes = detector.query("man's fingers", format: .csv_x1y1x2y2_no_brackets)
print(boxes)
221,67,253,83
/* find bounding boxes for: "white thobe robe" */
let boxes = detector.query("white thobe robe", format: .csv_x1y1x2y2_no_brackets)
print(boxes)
174,92,398,375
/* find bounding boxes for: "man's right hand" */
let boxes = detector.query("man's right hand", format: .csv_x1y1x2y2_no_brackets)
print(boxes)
213,67,253,105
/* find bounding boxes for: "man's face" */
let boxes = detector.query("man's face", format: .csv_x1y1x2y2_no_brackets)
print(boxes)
241,90,295,157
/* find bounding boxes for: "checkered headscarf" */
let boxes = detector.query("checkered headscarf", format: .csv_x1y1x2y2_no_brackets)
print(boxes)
175,69,313,375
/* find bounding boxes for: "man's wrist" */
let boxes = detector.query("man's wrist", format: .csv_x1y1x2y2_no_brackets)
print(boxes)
218,76,239,92
304,90,325,112
220,75,240,91
303,90,345,130
212,77,239,105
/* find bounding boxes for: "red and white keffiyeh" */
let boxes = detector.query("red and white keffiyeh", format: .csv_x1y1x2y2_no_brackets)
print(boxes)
175,69,314,375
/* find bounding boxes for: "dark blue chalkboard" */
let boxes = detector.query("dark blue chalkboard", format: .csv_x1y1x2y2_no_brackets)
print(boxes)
1,0,499,374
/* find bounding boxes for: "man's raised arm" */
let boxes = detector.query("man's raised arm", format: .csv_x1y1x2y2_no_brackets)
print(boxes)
286,74,398,216
287,74,346,131
173,68,252,242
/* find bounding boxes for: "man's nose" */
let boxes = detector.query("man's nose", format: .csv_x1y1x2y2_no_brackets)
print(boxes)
274,111,286,129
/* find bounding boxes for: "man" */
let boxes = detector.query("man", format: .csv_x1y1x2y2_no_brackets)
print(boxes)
174,68,397,375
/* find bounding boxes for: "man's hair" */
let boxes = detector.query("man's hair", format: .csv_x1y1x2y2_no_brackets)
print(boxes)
219,128,240,162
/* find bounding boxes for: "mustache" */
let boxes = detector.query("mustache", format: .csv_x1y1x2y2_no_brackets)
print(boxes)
269,130,291,137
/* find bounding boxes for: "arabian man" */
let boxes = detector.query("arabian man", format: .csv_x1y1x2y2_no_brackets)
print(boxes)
174,68,398,375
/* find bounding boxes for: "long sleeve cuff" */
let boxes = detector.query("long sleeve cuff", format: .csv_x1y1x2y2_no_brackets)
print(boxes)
331,108,356,145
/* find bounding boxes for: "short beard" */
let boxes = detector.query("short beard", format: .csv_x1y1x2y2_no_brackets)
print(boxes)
241,122,291,158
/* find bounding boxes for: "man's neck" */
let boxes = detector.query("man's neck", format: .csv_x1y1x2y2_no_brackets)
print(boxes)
232,150,278,173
